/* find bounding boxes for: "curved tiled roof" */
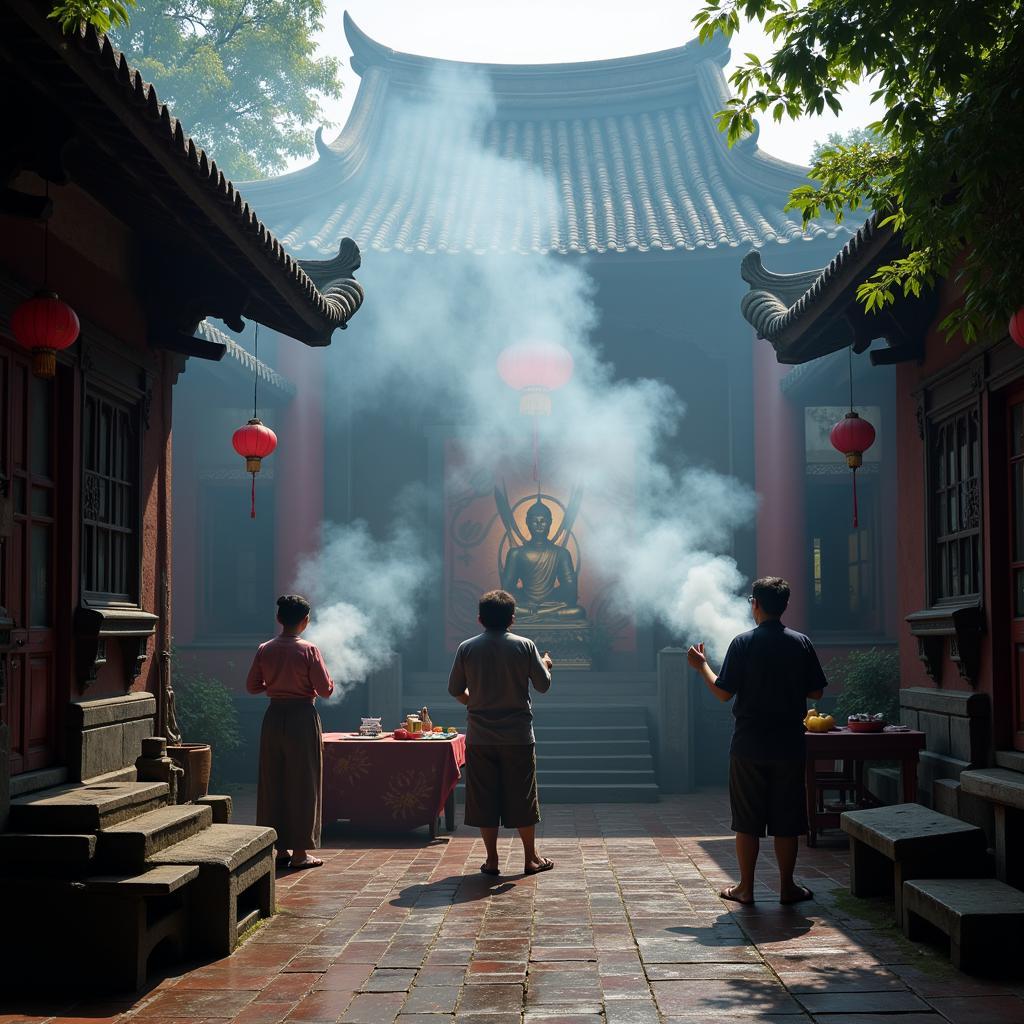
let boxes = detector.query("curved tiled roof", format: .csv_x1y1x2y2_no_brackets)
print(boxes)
241,13,848,257
739,213,902,363
1,1,363,346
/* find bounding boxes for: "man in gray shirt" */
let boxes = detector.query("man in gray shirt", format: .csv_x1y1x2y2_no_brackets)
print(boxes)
448,589,554,876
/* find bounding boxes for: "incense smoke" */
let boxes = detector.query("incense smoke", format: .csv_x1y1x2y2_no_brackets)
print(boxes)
298,65,756,685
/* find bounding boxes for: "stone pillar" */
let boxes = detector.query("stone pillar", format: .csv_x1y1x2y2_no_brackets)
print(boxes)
657,647,694,793
366,654,403,732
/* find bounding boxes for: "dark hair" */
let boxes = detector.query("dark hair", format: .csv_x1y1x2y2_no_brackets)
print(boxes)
752,577,790,617
479,589,516,630
276,594,311,627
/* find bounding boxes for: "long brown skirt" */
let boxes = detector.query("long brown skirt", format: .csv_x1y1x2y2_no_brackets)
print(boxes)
256,700,323,851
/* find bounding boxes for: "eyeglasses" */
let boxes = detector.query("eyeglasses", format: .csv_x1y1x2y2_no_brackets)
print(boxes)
746,596,754,604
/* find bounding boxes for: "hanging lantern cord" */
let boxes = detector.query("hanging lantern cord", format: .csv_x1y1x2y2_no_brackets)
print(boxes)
251,325,260,519
849,346,859,529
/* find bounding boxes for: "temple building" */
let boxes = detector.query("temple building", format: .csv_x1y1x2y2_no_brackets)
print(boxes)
741,213,1024,867
173,14,898,792
0,3,361,989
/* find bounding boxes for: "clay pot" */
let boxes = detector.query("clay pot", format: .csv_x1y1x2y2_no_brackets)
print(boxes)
166,742,212,803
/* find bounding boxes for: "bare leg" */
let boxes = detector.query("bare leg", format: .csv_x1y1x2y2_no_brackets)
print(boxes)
518,825,553,873
722,832,759,903
480,827,499,871
774,835,812,902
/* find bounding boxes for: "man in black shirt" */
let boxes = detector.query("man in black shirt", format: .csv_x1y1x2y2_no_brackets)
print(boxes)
687,576,826,905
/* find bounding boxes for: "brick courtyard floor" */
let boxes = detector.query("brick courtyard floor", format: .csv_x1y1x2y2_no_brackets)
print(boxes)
3,790,1023,1024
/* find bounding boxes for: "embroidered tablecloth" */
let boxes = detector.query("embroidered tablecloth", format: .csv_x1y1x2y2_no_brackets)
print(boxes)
322,733,466,831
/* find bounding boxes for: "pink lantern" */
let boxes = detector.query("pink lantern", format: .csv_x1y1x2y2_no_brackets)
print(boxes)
497,341,574,415
232,417,278,518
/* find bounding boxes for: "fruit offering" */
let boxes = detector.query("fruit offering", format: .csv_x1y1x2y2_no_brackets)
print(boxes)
804,708,835,733
433,726,443,733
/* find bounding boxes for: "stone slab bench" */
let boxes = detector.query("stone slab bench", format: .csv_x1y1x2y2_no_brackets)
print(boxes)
8,780,169,833
960,768,1024,887
841,803,987,925
0,864,196,993
150,823,276,957
903,878,1024,974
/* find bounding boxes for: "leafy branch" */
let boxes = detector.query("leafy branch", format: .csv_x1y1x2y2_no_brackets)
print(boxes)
694,0,1024,341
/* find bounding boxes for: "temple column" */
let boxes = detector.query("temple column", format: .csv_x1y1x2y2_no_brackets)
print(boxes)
753,336,808,631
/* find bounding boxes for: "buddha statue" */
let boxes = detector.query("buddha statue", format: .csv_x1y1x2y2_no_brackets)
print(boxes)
499,499,586,620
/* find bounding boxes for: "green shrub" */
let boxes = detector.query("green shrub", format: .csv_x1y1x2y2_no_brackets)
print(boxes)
172,652,242,785
830,646,901,724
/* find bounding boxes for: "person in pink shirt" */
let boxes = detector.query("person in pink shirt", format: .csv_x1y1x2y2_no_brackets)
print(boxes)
246,594,334,869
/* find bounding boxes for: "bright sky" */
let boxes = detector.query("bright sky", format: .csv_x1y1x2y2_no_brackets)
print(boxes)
294,0,881,173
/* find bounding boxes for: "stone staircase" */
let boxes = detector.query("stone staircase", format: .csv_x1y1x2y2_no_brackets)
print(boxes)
0,769,276,993
405,700,660,803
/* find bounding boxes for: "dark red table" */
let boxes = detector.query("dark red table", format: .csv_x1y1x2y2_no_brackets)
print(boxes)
804,727,926,846
322,733,466,837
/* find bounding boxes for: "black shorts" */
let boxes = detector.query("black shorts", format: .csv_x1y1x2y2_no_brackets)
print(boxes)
729,755,808,837
464,743,540,829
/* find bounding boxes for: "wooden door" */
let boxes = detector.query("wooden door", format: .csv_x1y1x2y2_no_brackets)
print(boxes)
0,347,60,775
1010,390,1024,751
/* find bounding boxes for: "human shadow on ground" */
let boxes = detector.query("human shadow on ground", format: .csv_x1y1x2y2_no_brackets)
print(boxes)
390,873,516,908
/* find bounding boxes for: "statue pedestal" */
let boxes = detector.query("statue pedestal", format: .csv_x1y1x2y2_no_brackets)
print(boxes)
517,622,592,670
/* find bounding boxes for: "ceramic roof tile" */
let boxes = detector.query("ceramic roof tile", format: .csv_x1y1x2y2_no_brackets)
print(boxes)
241,14,850,257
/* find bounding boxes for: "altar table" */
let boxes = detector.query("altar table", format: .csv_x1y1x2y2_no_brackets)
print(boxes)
804,727,926,847
322,733,466,837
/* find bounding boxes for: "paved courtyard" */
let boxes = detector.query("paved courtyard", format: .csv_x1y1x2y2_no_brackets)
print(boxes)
3,791,1023,1024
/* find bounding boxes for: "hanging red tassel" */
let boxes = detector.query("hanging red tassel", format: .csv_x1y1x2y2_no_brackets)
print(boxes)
851,469,859,529
251,473,256,519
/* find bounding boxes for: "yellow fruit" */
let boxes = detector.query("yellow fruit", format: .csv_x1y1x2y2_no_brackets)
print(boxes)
822,714,835,729
806,715,830,732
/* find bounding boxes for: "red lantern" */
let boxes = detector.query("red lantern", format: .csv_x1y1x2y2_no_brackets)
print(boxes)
830,411,876,528
1010,308,1024,348
11,291,80,379
232,417,277,518
497,341,574,416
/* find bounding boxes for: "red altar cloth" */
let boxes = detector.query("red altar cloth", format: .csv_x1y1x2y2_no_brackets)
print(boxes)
322,733,466,832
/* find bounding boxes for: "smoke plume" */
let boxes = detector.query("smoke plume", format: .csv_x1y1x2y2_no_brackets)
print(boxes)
297,65,756,682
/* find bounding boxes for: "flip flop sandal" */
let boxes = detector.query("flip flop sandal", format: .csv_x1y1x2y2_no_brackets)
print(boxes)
289,856,324,870
719,887,754,905
779,885,814,905
524,858,555,876
480,864,501,876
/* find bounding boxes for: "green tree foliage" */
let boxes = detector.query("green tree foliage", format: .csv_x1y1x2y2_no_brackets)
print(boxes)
830,647,901,726
808,127,877,167
109,1,342,180
173,653,242,784
694,1,1024,342
49,0,136,33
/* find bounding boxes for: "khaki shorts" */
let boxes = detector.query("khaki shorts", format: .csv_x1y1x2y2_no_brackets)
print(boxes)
464,743,540,829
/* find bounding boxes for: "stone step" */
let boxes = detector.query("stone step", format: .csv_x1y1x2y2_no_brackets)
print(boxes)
534,725,649,741
903,877,1024,973
0,832,97,873
84,863,199,895
994,750,1024,773
537,769,657,787
538,754,654,772
538,783,660,803
8,781,170,834
533,739,652,756
98,804,213,869
961,767,1024,809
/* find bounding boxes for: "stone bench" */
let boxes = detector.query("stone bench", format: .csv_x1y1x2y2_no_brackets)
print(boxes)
841,803,987,925
150,823,276,957
903,878,1024,974
959,768,1024,888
